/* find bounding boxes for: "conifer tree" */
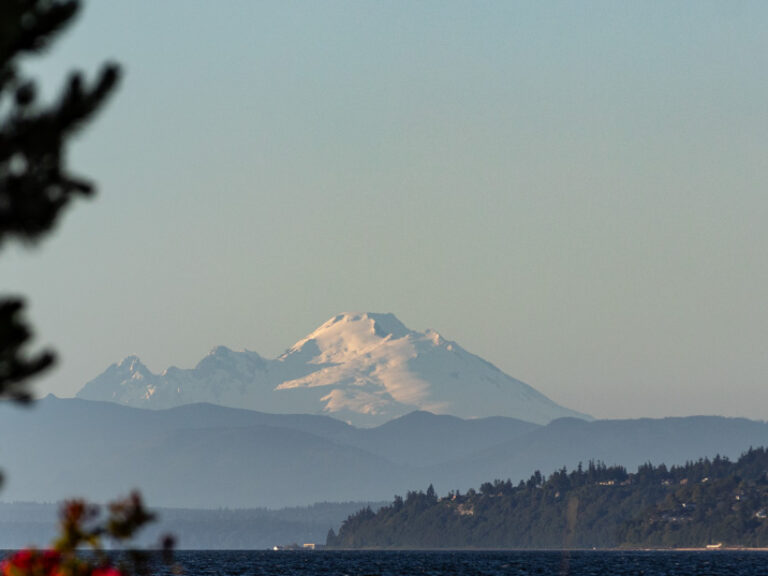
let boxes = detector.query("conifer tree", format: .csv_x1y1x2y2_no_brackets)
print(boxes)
0,5,173,563
0,0,120,402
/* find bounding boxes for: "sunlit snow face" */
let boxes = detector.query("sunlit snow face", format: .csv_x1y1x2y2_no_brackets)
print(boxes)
276,313,434,412
319,388,389,415
79,312,586,426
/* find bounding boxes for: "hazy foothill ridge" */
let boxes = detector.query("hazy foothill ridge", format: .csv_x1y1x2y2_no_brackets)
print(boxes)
0,500,385,550
76,312,589,426
3,396,768,509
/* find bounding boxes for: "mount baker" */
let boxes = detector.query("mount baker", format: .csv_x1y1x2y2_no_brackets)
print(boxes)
77,312,590,426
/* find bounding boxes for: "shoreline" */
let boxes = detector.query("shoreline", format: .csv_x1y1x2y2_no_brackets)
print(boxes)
321,546,768,552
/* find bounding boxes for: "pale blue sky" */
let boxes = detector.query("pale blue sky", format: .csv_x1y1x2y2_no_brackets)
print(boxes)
2,1,767,419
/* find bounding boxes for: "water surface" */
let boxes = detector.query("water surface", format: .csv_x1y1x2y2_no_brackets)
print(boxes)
159,550,768,576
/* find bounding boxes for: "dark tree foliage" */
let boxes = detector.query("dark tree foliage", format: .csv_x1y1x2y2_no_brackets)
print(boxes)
0,5,174,565
329,448,768,549
1,492,174,576
0,298,54,401
0,0,120,401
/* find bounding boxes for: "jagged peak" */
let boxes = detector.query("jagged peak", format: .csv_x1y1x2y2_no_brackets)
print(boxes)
161,366,182,377
366,312,410,339
194,345,265,373
424,329,448,347
285,314,378,358
77,311,591,425
281,313,461,364
299,312,411,345
207,345,234,356
116,355,148,371
204,345,263,359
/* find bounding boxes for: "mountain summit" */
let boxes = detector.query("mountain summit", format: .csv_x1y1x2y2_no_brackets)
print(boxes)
77,312,589,426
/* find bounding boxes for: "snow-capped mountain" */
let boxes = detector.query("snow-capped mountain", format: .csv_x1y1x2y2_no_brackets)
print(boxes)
76,312,590,426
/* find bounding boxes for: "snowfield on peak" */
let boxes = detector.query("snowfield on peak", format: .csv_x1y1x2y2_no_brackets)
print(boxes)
277,313,438,416
76,312,590,426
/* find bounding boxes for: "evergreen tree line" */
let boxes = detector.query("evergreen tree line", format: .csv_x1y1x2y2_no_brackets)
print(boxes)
327,448,768,549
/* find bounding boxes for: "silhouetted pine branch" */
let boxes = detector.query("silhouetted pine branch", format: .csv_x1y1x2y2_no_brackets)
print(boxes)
0,0,121,398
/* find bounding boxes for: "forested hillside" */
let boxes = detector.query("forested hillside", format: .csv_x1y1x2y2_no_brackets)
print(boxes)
328,448,768,549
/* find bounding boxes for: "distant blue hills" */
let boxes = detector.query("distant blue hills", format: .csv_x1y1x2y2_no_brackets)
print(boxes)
1,396,767,509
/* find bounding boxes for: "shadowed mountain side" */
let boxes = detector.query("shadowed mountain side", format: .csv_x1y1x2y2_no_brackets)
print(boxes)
0,417,407,507
336,411,540,468
0,394,354,436
123,425,409,508
0,397,377,507
0,396,541,471
429,416,768,492
2,397,768,508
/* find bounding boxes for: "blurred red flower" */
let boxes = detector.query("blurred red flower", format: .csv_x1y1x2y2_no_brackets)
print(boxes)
1,550,62,576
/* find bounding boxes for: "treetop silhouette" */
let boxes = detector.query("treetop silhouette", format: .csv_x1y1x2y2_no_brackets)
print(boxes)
0,0,121,401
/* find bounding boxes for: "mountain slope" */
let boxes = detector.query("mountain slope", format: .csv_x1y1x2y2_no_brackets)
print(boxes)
2,397,768,509
338,411,540,468
0,397,405,508
430,415,768,491
77,312,589,426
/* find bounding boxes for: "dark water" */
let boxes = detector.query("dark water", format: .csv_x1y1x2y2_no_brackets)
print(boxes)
162,550,767,576
4,550,767,575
